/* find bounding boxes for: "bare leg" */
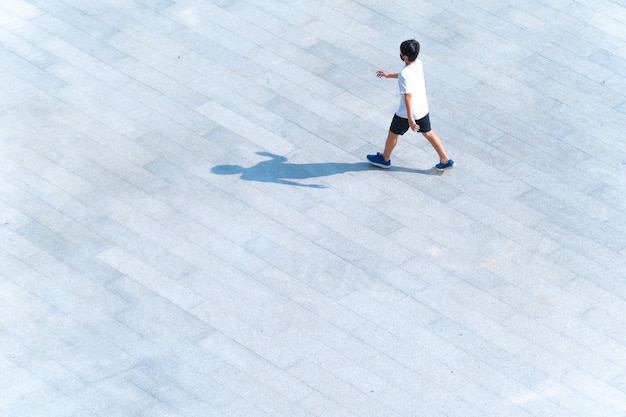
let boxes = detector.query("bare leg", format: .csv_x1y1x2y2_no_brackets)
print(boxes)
421,130,449,163
382,130,399,161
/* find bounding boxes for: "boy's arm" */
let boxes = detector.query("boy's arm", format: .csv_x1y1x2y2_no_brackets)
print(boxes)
404,93,419,131
376,70,398,78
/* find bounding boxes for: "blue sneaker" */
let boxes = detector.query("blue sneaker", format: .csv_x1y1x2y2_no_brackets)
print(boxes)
435,159,455,171
367,153,391,169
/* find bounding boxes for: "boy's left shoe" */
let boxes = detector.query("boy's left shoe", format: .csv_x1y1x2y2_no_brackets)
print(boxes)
367,153,391,169
435,159,455,171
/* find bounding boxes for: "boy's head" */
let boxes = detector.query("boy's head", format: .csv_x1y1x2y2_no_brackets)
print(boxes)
400,39,420,62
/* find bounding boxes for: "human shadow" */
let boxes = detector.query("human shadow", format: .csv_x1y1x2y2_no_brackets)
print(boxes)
211,152,436,188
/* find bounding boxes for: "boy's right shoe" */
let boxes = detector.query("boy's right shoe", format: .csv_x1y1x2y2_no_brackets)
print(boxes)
367,153,391,169
435,159,455,171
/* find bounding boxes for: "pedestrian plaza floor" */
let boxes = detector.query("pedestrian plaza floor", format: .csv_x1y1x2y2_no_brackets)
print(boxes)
1,0,626,416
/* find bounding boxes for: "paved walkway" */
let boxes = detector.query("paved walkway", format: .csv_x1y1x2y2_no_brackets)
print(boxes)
1,0,626,416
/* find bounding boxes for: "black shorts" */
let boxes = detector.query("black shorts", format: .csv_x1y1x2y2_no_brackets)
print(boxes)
390,113,431,135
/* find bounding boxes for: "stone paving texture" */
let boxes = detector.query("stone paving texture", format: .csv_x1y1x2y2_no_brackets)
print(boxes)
1,0,626,415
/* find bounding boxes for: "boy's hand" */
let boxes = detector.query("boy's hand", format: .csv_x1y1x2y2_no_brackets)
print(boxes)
376,70,390,78
409,119,420,132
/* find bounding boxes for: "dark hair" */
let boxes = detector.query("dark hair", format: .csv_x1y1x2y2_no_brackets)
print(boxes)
400,39,420,61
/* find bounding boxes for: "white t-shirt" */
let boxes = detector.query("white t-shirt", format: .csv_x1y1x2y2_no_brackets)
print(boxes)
396,60,429,120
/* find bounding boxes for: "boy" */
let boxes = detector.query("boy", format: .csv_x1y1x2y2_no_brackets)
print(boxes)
367,39,454,171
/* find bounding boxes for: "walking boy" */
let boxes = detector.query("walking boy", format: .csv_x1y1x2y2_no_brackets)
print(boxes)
367,39,455,171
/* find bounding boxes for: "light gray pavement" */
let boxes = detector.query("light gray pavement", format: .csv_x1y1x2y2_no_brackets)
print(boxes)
1,0,626,416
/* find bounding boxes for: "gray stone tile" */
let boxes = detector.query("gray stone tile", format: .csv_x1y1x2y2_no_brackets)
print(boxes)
34,14,125,63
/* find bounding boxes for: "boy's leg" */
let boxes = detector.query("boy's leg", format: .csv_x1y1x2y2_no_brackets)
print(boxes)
421,130,449,164
382,130,399,161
